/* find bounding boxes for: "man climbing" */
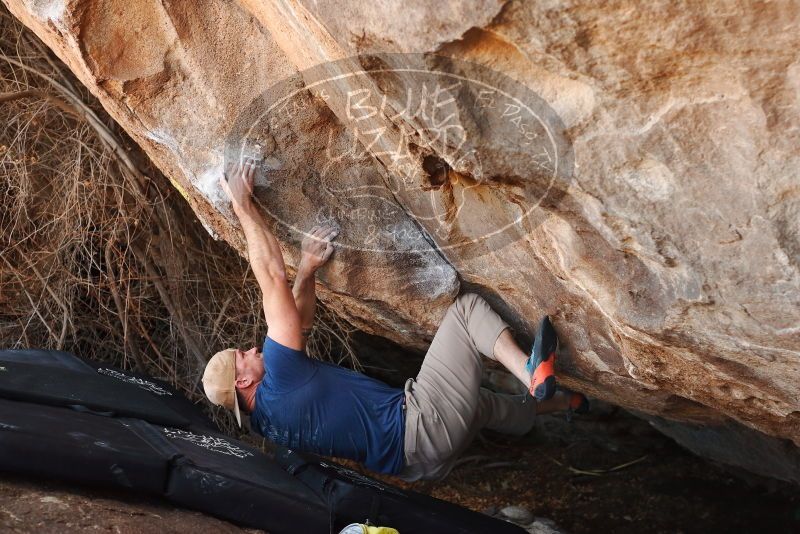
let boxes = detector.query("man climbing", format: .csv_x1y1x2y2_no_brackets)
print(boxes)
202,160,588,481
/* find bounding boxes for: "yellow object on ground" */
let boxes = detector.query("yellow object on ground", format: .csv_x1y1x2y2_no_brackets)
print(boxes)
338,523,399,534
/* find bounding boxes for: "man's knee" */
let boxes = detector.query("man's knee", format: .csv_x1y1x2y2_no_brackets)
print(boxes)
451,292,492,321
454,291,483,311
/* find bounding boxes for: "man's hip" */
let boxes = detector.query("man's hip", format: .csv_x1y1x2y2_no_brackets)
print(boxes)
398,377,474,482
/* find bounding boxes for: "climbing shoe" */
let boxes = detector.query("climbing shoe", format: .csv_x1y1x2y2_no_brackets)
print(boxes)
568,391,590,414
562,388,589,422
526,315,558,401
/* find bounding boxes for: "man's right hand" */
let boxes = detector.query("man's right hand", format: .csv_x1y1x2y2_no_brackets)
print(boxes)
219,159,256,215
299,225,338,274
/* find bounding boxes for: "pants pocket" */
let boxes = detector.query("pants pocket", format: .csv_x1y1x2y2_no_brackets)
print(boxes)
404,380,451,467
403,381,422,458
404,402,420,456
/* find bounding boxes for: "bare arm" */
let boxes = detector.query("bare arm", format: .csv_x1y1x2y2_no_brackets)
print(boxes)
219,160,304,350
292,225,338,347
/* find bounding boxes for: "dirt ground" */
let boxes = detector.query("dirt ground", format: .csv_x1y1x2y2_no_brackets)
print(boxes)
0,474,260,534
1,403,797,534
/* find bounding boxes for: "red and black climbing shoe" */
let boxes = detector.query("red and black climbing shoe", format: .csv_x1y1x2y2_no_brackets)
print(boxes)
526,315,558,401
562,388,589,422
568,391,590,414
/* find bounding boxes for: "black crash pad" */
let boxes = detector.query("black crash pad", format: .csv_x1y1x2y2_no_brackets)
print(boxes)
0,348,95,373
0,360,191,428
0,349,215,431
0,396,329,532
0,397,170,494
151,425,330,532
279,448,526,533
86,364,217,431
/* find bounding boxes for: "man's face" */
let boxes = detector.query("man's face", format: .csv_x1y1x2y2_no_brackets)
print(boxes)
234,346,264,389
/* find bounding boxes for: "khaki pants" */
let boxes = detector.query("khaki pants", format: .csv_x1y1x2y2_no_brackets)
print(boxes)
399,293,536,481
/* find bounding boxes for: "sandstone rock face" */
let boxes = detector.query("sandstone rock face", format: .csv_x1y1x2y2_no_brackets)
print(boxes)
5,0,799,480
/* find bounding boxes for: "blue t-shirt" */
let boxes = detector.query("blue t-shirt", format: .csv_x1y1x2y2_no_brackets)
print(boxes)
250,337,406,474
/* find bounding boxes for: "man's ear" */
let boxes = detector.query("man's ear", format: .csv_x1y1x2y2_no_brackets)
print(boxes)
235,375,252,389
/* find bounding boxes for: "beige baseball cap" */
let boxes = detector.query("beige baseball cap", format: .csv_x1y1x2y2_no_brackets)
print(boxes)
202,348,242,427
